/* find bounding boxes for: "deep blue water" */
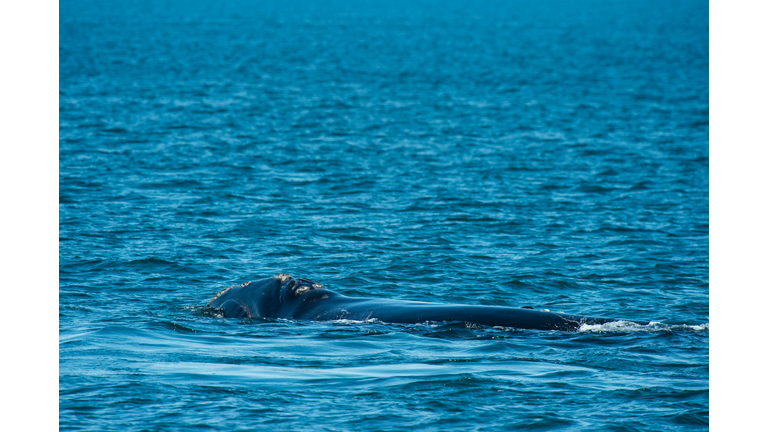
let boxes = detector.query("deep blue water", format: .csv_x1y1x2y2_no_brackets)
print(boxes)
59,0,709,430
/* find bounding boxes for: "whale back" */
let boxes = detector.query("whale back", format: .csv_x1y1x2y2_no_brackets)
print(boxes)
208,274,630,331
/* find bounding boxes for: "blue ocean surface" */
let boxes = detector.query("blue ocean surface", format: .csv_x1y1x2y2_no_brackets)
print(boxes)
59,0,709,430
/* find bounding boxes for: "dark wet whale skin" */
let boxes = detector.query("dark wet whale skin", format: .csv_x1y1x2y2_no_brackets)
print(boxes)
208,275,627,331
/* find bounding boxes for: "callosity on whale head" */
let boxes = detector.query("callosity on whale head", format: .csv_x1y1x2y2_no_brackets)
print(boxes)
208,274,328,319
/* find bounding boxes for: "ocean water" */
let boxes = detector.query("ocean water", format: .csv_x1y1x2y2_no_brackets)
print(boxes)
59,0,709,430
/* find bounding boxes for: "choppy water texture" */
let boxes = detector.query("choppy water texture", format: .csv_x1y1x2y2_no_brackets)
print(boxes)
60,0,709,430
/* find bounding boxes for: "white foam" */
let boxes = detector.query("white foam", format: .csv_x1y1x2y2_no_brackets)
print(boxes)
578,320,710,333
330,318,382,325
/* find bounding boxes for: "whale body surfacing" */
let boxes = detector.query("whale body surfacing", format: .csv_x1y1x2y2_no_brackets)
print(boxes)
207,274,628,331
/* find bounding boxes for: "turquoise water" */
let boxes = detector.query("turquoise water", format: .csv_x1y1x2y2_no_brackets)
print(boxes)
59,0,709,430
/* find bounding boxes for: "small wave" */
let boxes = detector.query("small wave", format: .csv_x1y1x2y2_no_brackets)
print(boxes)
156,320,199,334
126,258,176,268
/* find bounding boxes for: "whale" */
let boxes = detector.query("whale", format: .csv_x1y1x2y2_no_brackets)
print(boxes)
207,274,633,331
